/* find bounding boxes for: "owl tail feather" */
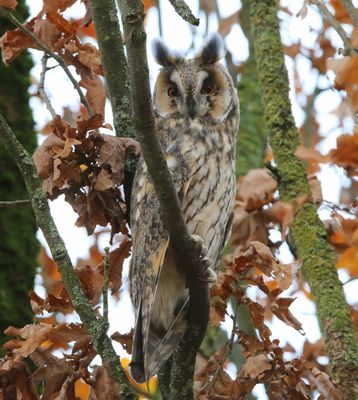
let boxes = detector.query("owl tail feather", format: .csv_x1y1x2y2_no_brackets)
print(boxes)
130,298,189,383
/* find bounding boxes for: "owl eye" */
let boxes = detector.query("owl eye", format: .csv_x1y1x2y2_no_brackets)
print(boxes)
201,82,216,95
168,86,179,97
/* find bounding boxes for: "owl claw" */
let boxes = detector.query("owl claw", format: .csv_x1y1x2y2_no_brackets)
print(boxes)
190,234,216,286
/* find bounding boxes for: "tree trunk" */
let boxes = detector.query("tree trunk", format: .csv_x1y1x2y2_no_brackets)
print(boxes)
0,1,38,347
250,1,358,398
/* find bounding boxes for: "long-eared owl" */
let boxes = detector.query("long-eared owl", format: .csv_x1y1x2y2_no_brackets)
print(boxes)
129,34,240,383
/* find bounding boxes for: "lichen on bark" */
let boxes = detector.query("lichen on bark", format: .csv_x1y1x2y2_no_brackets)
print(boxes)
250,0,358,398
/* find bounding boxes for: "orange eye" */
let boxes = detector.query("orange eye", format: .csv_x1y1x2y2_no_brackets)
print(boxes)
201,84,216,95
168,86,179,97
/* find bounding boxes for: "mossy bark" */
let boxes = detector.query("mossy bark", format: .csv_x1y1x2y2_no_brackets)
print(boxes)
236,0,267,177
0,1,38,347
250,1,358,398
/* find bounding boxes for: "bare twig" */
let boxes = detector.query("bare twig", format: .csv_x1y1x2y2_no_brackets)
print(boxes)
0,113,135,399
39,55,57,119
308,0,357,55
0,8,93,116
102,247,110,323
340,0,358,26
168,0,200,25
0,199,31,208
206,304,239,395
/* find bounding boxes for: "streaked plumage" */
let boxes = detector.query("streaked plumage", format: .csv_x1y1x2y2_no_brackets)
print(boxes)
129,34,239,383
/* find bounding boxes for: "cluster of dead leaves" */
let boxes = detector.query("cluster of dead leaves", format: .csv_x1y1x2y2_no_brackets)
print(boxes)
33,114,139,239
0,0,140,238
197,241,338,399
0,233,134,399
230,168,308,258
0,321,129,399
0,0,104,117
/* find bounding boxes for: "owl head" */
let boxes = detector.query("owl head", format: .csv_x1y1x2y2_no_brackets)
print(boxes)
152,34,237,124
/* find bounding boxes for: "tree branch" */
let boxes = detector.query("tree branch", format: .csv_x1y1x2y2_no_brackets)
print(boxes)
250,1,358,398
0,8,93,116
38,54,57,120
168,0,200,26
307,0,357,55
0,113,136,399
118,0,209,397
0,199,31,208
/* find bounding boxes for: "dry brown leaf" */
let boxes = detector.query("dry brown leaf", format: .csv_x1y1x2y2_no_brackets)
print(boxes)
32,134,66,179
270,297,304,332
32,19,58,50
330,134,358,174
218,10,240,38
111,329,134,354
42,0,77,13
0,27,34,65
237,169,277,211
0,0,17,9
94,169,113,191
46,11,78,36
4,324,53,357
307,367,339,399
239,354,272,379
108,237,131,294
80,74,106,117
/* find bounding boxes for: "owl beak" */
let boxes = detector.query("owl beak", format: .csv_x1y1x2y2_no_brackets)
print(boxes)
186,95,197,119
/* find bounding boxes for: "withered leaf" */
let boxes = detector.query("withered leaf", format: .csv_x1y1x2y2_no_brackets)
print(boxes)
239,354,272,379
32,19,58,50
237,169,277,211
42,0,77,13
270,297,304,333
4,324,53,357
0,0,17,9
111,329,133,354
0,27,34,65
79,73,106,117
108,236,132,294
32,134,65,179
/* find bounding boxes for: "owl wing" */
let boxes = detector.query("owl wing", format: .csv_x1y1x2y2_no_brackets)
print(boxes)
129,151,191,383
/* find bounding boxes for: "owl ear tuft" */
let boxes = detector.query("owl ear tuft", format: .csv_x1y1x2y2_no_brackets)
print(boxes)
197,33,224,65
152,39,177,67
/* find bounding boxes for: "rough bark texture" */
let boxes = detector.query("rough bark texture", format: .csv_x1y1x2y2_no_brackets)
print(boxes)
118,1,210,398
0,1,38,347
236,0,267,177
0,115,136,399
250,1,358,398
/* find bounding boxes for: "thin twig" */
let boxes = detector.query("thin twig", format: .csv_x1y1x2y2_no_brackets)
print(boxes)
0,199,31,208
308,0,357,55
168,0,200,26
102,247,110,323
39,55,57,119
340,0,358,26
206,303,239,395
0,8,93,116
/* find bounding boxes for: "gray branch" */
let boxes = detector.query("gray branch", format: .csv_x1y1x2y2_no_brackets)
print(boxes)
0,199,31,208
308,0,357,55
168,0,200,25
